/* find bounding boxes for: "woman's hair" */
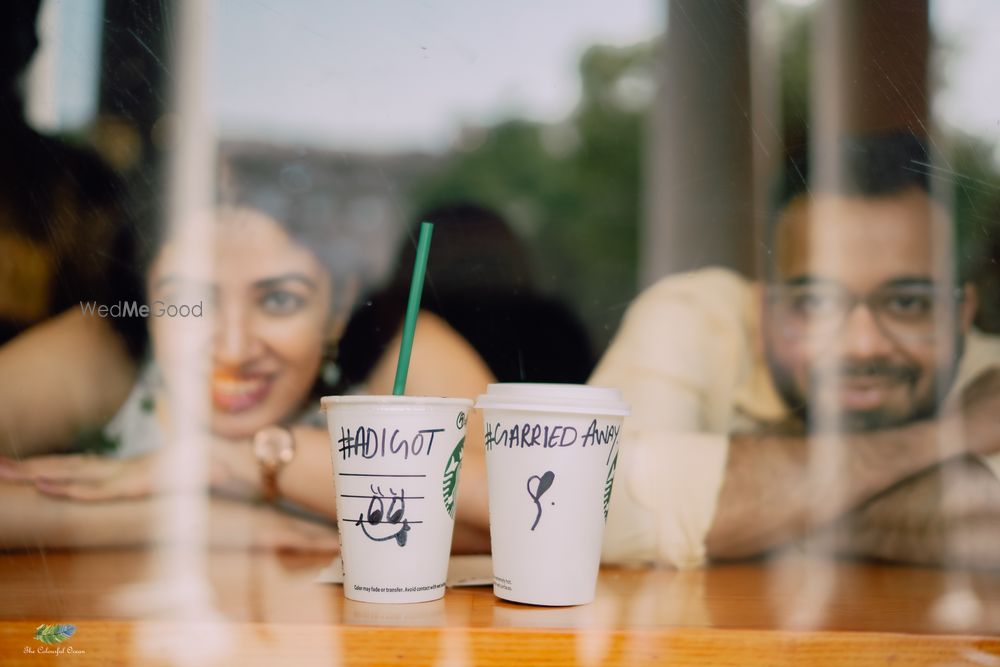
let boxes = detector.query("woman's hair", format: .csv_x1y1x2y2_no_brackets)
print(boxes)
217,149,376,288
132,147,378,291
121,146,381,358
336,201,595,386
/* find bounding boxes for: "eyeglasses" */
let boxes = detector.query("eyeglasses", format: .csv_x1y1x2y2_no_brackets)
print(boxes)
765,282,964,343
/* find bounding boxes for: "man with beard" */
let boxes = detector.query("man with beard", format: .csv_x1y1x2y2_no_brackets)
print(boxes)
594,131,1000,568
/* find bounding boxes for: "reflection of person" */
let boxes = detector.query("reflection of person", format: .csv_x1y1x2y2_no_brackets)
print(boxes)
339,202,594,385
0,0,135,346
595,132,1000,569
0,158,494,552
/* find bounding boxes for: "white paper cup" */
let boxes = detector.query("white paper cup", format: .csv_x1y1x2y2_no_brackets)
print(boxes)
321,395,472,603
475,383,628,606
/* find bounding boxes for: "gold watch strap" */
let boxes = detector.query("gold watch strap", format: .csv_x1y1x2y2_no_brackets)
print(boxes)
253,426,295,504
260,463,281,503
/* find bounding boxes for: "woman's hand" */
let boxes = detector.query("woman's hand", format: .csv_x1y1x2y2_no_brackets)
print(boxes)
0,452,177,501
209,499,340,553
0,480,340,553
0,433,316,510
205,435,262,501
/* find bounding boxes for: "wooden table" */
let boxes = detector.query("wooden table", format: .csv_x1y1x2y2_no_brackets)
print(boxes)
0,548,997,666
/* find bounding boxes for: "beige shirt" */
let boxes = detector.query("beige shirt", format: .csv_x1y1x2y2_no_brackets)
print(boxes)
592,268,1000,569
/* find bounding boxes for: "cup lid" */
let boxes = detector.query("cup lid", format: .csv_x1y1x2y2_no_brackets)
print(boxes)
474,383,629,417
320,395,473,411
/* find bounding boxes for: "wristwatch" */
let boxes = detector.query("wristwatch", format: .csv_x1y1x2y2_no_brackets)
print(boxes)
253,426,296,503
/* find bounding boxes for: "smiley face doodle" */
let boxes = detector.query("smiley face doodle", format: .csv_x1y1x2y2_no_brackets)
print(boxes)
355,485,412,547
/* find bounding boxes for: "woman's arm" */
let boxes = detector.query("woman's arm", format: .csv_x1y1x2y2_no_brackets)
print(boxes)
9,311,495,551
214,311,494,549
366,311,494,550
0,308,137,458
0,482,338,552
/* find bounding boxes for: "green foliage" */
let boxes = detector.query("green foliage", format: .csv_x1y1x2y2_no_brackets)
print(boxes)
603,451,618,522
949,137,1000,276
442,437,464,519
776,8,811,147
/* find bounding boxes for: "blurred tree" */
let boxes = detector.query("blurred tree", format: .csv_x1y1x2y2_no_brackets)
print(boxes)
951,137,1000,332
410,43,652,357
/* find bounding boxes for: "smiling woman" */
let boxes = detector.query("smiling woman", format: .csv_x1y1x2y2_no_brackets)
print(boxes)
148,206,345,441
0,152,495,555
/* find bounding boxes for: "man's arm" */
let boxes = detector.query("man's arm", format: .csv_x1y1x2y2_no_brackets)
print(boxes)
706,373,1000,559
811,456,1000,568
706,421,957,557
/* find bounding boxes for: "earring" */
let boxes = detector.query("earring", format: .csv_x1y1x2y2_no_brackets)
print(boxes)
321,343,342,388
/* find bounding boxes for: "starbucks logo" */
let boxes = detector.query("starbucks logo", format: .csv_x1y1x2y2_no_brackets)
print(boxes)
603,451,618,522
442,437,465,518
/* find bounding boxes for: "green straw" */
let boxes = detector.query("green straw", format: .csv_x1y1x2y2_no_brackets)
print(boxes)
392,221,434,395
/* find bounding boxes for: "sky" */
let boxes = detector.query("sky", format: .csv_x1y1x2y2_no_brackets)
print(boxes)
25,0,1000,156
212,0,663,150
25,0,104,130
931,0,1000,152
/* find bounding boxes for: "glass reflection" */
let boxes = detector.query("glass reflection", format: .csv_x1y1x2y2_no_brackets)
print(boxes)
0,1,997,665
